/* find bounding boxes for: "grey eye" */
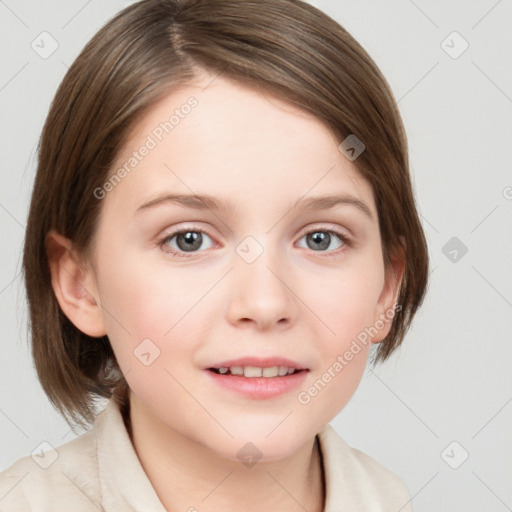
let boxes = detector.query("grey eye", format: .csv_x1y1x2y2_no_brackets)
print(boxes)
297,231,344,252
164,231,214,253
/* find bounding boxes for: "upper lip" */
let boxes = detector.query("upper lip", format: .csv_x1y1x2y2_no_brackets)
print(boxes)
206,357,308,370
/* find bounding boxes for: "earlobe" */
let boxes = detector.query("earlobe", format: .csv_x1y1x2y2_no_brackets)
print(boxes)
46,230,107,337
371,248,405,344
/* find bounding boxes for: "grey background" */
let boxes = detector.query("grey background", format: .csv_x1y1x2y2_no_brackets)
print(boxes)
1,1,511,510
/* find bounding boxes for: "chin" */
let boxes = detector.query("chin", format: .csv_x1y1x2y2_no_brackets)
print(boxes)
202,417,318,464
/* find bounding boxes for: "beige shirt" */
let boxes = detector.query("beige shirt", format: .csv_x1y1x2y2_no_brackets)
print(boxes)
0,400,412,511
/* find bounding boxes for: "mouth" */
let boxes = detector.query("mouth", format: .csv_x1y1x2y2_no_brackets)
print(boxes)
204,358,309,399
206,357,308,377
208,365,304,378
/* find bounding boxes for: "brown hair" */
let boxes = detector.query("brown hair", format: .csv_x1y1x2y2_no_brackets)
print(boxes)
23,0,428,426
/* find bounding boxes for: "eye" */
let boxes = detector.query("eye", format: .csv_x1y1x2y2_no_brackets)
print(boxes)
297,229,350,254
159,226,351,259
160,229,214,257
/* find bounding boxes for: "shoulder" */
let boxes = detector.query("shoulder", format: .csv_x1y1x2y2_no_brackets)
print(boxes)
0,425,101,511
318,424,412,511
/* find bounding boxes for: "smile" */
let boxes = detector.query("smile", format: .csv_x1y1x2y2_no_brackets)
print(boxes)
204,357,309,399
208,365,300,378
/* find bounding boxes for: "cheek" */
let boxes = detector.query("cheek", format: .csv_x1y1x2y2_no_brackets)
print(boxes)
96,248,203,335
292,254,384,426
93,256,202,413
94,248,219,379
301,255,385,342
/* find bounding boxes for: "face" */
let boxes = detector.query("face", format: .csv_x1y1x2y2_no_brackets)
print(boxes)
84,71,398,462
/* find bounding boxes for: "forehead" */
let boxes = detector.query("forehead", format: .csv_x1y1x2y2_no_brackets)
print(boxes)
107,73,375,217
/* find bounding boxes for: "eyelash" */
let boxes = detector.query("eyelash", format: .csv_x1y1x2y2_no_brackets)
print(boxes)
158,225,352,259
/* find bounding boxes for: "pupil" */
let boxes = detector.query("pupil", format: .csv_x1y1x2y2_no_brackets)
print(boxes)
308,231,330,251
177,232,202,252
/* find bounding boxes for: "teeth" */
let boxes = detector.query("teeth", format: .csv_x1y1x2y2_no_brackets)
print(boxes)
244,366,262,378
214,365,299,378
230,366,244,375
262,366,278,378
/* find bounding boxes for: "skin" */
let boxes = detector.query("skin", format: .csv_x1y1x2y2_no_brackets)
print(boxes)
48,70,403,511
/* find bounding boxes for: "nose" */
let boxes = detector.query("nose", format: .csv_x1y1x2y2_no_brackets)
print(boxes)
225,242,299,331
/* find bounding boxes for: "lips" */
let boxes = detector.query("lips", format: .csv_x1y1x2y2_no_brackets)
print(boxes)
204,357,309,399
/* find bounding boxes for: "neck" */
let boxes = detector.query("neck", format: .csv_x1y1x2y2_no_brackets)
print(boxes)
124,395,325,512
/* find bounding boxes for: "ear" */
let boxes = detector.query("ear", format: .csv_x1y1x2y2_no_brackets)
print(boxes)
46,230,107,337
371,246,405,344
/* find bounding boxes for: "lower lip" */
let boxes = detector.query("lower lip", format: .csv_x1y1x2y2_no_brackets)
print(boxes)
204,370,308,399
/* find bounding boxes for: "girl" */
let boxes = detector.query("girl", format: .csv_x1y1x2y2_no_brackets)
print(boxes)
0,0,428,510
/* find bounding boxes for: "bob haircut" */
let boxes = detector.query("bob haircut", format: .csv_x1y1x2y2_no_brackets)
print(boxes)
23,0,429,426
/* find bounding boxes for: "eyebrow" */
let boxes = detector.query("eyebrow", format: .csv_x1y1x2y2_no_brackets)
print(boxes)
135,193,373,219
